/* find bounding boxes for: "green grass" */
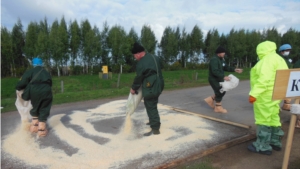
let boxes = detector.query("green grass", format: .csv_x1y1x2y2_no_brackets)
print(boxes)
177,158,219,169
1,69,250,113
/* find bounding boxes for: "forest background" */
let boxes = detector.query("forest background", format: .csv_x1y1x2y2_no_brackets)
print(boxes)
1,16,300,78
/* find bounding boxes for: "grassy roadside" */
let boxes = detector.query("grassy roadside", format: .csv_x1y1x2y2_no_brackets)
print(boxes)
1,69,250,113
176,157,219,169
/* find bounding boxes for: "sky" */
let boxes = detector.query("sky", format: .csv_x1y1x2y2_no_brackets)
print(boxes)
1,0,300,40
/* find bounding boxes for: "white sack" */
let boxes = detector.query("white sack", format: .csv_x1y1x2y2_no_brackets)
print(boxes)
126,87,142,116
15,90,33,121
291,104,300,115
219,74,239,93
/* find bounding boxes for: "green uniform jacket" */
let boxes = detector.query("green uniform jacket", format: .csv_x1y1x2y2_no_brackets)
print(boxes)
16,66,52,102
294,59,300,68
280,55,292,68
249,41,288,126
208,56,235,82
131,53,164,93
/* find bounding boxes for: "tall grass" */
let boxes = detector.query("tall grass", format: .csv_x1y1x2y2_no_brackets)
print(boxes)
1,69,250,113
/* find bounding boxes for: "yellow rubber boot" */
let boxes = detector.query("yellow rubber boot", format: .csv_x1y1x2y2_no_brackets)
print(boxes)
38,122,48,137
30,117,39,133
204,96,215,108
281,99,291,111
214,103,227,113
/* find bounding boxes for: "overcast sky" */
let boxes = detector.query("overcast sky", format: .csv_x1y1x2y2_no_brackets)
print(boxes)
2,0,300,40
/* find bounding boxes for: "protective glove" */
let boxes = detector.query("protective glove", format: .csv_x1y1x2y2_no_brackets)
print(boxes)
249,95,256,104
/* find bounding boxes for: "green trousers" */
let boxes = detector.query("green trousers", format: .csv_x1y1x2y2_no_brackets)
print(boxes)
30,86,53,122
209,78,225,102
144,96,161,130
252,125,284,151
270,127,284,148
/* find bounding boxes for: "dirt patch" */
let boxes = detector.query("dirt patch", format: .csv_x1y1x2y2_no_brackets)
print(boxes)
177,118,300,169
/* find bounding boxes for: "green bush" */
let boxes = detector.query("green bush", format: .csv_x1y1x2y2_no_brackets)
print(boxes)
198,63,209,69
71,65,83,75
111,64,132,73
186,63,209,70
170,61,182,71
16,66,30,77
122,64,132,73
111,64,120,73
92,66,102,75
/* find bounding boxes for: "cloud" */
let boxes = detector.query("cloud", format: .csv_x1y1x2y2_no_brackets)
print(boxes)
1,0,300,40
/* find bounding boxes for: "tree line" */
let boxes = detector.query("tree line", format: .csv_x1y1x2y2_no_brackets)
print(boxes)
1,16,300,77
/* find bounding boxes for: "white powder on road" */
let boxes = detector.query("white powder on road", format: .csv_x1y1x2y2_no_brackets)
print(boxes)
2,100,216,169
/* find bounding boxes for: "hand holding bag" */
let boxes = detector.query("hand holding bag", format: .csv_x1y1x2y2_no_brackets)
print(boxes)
126,87,142,116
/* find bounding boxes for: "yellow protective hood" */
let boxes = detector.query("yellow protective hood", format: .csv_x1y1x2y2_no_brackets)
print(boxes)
256,41,277,60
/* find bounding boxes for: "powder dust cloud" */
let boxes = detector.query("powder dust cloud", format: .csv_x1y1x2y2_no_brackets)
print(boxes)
2,100,217,169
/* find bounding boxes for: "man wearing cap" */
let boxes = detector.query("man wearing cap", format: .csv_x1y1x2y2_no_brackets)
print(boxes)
16,57,53,137
247,41,288,155
278,44,293,111
204,46,243,113
279,44,292,68
130,42,164,136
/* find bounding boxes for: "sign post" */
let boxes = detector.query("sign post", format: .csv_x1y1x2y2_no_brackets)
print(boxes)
102,65,108,79
273,69,300,169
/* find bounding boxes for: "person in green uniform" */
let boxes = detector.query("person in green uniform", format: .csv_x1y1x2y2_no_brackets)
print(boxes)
278,44,293,111
248,41,288,155
204,46,243,113
130,42,164,136
16,57,52,137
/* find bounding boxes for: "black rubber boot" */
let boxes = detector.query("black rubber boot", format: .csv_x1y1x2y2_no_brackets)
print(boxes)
270,144,281,151
247,144,272,155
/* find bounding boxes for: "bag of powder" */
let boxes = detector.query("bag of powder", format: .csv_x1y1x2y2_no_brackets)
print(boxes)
219,74,239,93
15,90,33,121
126,87,142,115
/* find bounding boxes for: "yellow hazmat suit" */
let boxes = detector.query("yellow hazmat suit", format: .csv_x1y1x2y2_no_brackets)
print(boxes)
248,41,288,155
250,41,288,126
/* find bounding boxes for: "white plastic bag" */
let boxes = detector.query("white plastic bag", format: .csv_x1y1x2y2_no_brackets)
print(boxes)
15,90,33,121
126,87,142,116
291,104,300,115
219,74,239,93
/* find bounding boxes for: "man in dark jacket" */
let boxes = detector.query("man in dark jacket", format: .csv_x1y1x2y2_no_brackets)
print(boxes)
130,42,164,136
204,46,243,113
16,57,52,137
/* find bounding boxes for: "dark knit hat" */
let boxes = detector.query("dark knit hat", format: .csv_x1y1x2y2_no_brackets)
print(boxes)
215,46,226,54
131,42,145,54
